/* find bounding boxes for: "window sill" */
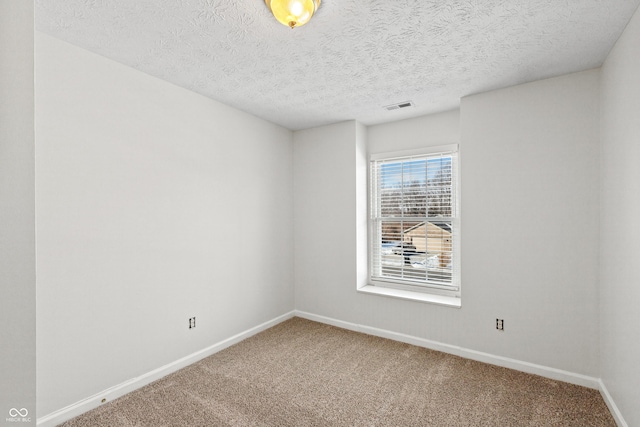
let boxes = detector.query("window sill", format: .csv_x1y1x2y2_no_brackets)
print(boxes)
358,284,461,308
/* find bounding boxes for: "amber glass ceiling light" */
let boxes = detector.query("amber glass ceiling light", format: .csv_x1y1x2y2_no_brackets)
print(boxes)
265,0,321,29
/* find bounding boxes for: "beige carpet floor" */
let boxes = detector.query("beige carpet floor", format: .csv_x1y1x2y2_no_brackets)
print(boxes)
60,317,615,426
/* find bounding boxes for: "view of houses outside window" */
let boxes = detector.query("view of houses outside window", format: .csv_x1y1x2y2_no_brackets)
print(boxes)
370,147,459,294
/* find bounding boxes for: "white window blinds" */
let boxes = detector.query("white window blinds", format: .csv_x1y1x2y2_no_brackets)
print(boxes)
369,145,460,295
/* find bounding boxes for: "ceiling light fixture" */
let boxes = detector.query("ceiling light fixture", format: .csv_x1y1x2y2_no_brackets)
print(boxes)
265,0,321,29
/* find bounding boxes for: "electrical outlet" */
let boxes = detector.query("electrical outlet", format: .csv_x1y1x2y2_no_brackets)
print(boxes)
496,319,504,331
189,317,196,329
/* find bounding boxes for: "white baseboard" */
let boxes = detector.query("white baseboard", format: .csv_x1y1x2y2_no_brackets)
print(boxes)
37,311,296,427
294,310,600,390
599,380,628,427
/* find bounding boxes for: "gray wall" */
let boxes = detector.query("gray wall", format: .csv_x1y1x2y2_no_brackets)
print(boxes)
0,1,36,425
293,121,360,317
600,4,640,426
36,33,294,418
460,70,600,375
294,69,601,378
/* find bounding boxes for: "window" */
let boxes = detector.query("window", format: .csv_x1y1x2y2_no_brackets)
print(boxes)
369,145,460,298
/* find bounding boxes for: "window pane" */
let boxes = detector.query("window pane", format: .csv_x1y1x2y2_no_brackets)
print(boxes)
380,162,402,217
402,160,427,217
379,221,427,282
427,156,452,217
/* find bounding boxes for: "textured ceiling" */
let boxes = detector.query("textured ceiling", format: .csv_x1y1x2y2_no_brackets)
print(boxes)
35,0,640,130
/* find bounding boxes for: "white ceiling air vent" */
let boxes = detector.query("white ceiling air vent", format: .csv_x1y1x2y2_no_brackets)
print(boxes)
384,101,414,111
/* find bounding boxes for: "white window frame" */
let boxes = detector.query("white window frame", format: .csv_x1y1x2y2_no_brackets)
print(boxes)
364,144,461,305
